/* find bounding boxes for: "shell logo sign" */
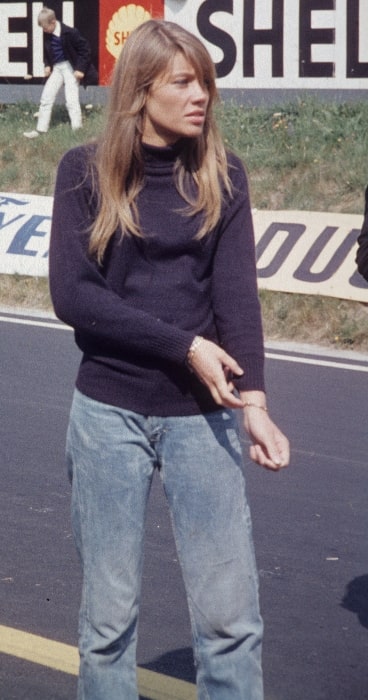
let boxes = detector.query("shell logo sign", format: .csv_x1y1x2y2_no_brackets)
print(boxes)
99,1,164,85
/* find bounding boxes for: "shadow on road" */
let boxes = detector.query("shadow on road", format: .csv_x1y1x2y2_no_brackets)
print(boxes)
142,645,195,684
341,574,368,629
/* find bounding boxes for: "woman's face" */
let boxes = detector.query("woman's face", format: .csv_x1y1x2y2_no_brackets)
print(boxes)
142,52,210,147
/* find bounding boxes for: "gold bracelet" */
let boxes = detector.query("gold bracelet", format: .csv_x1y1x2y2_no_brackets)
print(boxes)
243,401,268,412
186,336,204,368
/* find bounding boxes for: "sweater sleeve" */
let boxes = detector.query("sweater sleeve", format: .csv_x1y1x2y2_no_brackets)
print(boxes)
49,147,195,364
211,154,265,391
356,185,368,281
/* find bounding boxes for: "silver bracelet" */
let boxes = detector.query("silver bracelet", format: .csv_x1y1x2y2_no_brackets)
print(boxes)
243,401,268,412
186,336,204,369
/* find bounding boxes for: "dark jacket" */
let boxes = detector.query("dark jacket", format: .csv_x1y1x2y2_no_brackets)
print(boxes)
43,23,98,86
356,185,368,280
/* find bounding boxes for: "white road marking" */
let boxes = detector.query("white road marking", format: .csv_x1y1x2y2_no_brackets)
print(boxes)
265,351,368,372
0,314,68,330
1,312,367,372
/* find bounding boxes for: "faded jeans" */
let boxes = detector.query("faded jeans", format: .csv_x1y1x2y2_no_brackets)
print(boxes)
66,389,264,700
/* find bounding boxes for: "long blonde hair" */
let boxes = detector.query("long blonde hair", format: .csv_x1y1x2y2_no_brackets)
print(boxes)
89,20,232,262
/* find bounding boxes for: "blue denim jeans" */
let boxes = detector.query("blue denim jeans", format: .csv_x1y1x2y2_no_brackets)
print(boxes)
66,389,264,700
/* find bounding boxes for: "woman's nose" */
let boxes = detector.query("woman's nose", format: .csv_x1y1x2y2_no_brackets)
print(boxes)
192,80,208,102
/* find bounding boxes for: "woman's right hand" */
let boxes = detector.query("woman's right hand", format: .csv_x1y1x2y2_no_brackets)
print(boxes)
187,338,245,408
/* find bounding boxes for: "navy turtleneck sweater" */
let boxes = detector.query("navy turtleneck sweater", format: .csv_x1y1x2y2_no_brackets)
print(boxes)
49,141,265,416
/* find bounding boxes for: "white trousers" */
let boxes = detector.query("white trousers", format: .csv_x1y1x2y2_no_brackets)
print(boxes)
37,60,82,133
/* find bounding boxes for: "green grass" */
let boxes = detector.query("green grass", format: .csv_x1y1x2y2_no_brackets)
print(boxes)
216,98,368,213
3,97,368,209
1,98,368,351
259,291,368,350
0,102,103,195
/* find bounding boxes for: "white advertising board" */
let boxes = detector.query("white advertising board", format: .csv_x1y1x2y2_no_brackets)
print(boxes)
1,192,367,301
166,0,368,90
1,1,368,94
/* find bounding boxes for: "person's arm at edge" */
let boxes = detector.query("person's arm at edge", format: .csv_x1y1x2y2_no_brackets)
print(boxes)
356,185,368,280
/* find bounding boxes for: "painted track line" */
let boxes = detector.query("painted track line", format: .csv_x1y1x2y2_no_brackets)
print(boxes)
1,312,368,372
0,625,196,700
0,314,68,331
265,351,368,372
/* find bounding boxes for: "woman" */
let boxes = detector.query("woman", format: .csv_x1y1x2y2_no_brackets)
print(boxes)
49,19,289,700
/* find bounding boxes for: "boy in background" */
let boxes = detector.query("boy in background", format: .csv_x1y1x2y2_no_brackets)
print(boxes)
24,6,97,138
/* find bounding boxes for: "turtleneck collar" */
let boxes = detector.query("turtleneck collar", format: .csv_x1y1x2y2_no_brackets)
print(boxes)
141,139,186,164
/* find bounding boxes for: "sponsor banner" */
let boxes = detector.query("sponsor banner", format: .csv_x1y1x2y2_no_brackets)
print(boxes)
0,192,367,301
1,0,368,91
167,0,368,89
0,192,51,277
0,1,99,84
99,0,164,86
253,210,368,300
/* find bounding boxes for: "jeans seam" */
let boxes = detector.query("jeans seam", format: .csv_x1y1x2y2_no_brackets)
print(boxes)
162,485,211,700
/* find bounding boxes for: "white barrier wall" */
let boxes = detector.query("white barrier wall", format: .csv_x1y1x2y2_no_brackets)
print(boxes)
1,1,368,97
1,192,367,301
166,0,368,91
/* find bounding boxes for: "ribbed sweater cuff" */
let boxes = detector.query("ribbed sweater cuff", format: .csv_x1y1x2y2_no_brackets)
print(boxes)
234,356,265,392
146,329,195,366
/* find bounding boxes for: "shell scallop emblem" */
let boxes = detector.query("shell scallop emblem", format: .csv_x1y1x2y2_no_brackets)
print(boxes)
106,4,152,59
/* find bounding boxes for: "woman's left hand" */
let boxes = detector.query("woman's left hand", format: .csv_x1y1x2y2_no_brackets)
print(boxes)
240,391,290,471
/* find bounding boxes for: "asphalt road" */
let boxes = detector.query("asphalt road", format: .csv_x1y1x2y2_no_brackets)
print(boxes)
0,312,367,700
